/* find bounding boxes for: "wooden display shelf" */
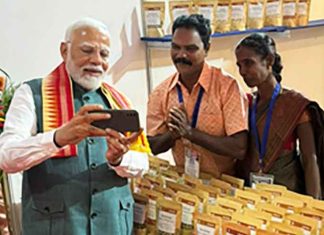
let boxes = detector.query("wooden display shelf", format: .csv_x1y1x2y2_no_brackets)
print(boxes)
141,19,324,42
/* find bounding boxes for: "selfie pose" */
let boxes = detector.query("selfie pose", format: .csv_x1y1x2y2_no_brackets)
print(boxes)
235,33,321,198
0,18,149,235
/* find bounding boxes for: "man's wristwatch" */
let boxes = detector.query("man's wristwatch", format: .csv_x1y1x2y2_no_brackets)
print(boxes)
108,157,123,167
53,131,63,148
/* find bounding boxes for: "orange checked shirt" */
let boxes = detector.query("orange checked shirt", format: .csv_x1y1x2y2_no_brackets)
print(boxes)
146,63,248,178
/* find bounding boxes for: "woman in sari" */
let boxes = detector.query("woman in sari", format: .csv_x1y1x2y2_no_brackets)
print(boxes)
235,33,321,198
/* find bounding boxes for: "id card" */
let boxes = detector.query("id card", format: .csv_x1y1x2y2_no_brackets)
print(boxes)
250,172,274,188
184,147,200,178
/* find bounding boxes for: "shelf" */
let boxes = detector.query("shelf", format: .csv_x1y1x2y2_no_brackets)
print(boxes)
141,18,324,95
141,19,324,43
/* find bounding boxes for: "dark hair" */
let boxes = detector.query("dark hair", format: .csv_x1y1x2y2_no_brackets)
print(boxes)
236,33,283,83
172,14,211,51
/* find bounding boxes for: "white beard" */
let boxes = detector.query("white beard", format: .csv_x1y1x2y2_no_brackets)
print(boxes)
65,54,105,91
71,72,103,91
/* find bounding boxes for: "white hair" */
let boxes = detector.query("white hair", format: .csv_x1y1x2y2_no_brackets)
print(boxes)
64,17,111,42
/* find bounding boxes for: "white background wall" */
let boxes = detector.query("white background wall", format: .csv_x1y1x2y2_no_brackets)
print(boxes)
0,0,142,78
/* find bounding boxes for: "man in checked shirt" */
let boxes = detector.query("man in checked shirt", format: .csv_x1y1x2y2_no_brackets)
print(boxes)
146,14,249,179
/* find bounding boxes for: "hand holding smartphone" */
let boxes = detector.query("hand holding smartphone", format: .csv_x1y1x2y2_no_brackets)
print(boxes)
90,109,140,133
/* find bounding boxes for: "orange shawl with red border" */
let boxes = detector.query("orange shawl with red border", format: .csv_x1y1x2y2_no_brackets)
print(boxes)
42,62,150,157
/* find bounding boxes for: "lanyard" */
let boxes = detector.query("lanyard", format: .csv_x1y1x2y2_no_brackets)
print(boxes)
176,84,204,128
250,83,281,168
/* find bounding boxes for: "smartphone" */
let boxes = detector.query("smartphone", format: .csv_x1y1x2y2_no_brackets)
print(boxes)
90,109,140,132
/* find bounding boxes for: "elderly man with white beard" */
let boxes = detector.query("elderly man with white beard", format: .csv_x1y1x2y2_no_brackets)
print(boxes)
0,18,149,235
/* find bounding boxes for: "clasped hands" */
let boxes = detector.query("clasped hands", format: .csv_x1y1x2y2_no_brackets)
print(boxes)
167,104,192,141
54,104,141,166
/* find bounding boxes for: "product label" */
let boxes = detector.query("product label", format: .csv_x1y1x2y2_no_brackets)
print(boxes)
197,223,216,235
134,202,146,224
246,202,256,210
198,6,214,21
147,199,157,220
216,6,229,21
248,3,263,18
271,216,283,223
157,210,177,233
283,2,296,16
145,9,161,26
266,1,281,16
297,2,307,15
232,5,244,20
172,7,190,20
181,202,195,225
208,196,217,205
